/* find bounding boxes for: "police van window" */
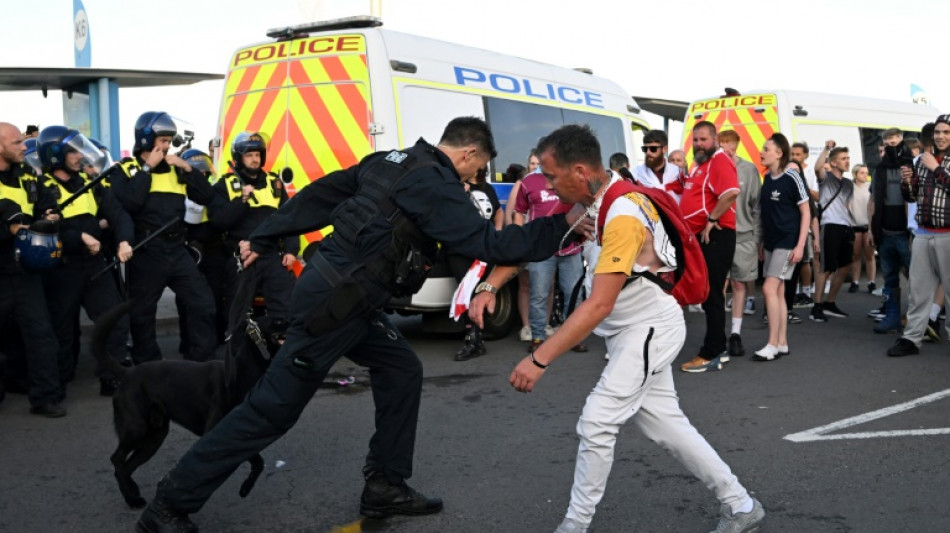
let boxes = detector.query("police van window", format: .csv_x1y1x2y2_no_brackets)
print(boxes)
860,128,884,175
486,98,625,175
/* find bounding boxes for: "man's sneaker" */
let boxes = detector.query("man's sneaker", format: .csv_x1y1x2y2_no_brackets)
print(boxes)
871,287,884,297
136,499,198,533
710,497,765,533
29,402,67,418
688,304,705,313
728,334,745,358
887,338,920,357
680,355,724,373
809,304,827,323
867,307,885,319
725,297,733,311
867,281,877,294
553,517,589,533
752,345,780,361
528,339,543,353
744,298,755,315
925,320,943,343
545,324,556,337
359,471,443,519
454,336,486,362
848,281,859,293
519,325,531,342
787,312,802,324
823,302,849,318
794,293,814,308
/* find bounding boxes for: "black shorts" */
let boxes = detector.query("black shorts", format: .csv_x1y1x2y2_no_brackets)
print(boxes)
820,223,854,273
852,225,869,234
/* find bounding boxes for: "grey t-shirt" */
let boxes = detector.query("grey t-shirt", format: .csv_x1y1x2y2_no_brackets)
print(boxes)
818,172,854,226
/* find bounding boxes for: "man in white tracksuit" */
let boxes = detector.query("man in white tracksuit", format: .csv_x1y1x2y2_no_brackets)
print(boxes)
470,124,764,533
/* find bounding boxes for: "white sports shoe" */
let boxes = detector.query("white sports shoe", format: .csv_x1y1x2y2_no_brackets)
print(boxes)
710,498,765,533
519,325,531,342
553,517,588,533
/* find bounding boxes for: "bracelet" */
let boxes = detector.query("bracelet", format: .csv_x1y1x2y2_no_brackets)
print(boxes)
529,352,548,369
707,216,718,223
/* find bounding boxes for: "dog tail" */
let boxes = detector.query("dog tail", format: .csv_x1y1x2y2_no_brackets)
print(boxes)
92,300,134,380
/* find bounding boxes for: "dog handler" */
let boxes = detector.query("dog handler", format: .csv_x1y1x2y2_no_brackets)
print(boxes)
137,117,589,532
470,125,764,533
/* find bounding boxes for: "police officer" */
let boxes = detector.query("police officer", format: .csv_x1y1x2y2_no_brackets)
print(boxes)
36,126,135,396
106,112,219,364
0,122,65,417
137,117,588,532
175,149,228,352
209,132,297,328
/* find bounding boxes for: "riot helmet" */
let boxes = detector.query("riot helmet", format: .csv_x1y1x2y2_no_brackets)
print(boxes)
180,148,216,179
230,131,268,173
86,138,116,176
37,126,107,173
133,111,177,154
23,138,42,175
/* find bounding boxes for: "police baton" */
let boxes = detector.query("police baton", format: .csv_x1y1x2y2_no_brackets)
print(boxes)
53,168,112,214
90,217,181,281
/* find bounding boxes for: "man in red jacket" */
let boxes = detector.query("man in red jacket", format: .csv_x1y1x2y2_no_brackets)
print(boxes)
666,121,740,372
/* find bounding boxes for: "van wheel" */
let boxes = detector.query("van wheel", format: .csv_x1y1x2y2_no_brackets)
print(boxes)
481,282,517,340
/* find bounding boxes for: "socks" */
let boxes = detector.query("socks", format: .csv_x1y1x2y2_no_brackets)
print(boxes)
731,318,743,335
931,303,941,322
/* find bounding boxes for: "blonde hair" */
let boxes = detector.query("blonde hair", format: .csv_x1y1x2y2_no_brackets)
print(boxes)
852,164,868,179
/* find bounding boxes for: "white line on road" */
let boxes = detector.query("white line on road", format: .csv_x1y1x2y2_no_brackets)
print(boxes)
784,388,950,442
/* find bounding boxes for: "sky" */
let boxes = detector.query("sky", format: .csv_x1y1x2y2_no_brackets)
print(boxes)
2,0,947,154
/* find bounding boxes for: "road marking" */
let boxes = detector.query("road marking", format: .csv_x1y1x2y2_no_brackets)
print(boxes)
784,388,950,442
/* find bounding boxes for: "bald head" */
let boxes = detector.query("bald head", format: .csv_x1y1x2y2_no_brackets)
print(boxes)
0,122,26,170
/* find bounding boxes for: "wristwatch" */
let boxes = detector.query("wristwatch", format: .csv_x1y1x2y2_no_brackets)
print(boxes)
474,281,497,295
141,164,152,173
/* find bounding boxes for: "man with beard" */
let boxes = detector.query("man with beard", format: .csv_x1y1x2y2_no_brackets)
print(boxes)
866,129,912,335
632,130,681,190
889,115,950,356
666,121,740,372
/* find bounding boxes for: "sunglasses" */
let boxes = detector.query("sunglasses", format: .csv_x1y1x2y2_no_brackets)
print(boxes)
641,145,664,153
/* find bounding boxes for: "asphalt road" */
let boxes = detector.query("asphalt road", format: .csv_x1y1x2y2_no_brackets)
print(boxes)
1,286,949,533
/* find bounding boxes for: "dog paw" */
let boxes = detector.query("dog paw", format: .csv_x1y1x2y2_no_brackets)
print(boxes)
127,496,147,508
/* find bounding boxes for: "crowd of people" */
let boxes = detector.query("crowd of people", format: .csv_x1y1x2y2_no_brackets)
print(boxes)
3,109,949,533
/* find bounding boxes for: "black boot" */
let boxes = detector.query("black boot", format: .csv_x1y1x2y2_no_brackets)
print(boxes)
454,327,486,361
359,471,443,519
136,498,198,533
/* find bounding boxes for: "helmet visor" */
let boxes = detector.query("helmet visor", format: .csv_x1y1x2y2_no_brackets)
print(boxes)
64,133,112,176
186,153,217,179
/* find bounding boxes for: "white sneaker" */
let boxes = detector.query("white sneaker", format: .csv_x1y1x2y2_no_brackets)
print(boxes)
519,326,531,342
752,345,779,361
710,497,765,533
688,304,705,313
743,297,755,315
545,324,556,337
554,517,588,533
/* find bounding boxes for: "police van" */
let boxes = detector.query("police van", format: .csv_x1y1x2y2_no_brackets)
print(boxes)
679,90,941,176
215,16,651,337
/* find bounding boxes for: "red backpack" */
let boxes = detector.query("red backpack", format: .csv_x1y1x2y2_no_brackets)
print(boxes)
596,180,709,306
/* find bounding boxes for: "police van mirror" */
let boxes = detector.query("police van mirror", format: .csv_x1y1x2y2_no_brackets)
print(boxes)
280,167,294,184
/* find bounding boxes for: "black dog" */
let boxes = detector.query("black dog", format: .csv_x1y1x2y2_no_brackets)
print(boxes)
93,299,285,508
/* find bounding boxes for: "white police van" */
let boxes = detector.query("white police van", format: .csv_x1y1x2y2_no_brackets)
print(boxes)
217,16,651,337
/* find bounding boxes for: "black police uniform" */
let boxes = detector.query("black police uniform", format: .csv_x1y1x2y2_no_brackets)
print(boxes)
39,170,134,386
148,139,576,519
0,165,63,411
107,158,219,363
209,167,297,327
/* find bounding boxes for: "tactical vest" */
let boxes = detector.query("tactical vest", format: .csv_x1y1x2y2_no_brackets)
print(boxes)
118,159,186,195
222,171,282,209
0,166,39,215
42,172,99,219
330,148,439,297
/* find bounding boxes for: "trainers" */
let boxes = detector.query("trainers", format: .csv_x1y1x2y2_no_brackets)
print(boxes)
688,304,705,313
867,281,877,294
710,497,765,533
29,402,67,418
848,281,859,293
887,338,920,357
744,298,755,315
822,302,849,318
136,499,198,533
725,297,733,311
553,517,589,533
809,304,827,323
871,287,883,297
777,345,790,356
752,345,780,361
794,293,814,308
528,339,543,353
359,471,443,519
454,338,486,362
680,355,724,373
787,312,802,324
867,307,885,319
728,333,745,358
925,320,943,342
545,324,556,337
519,325,531,342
